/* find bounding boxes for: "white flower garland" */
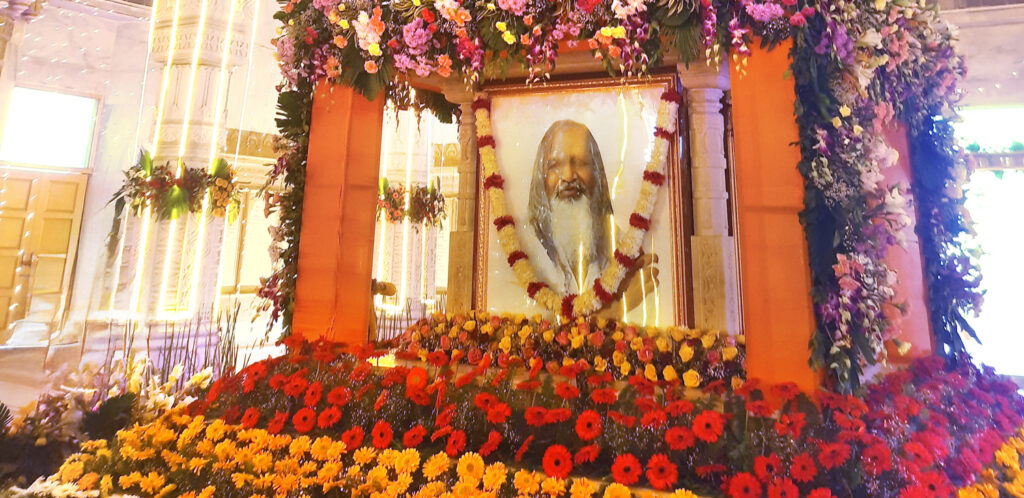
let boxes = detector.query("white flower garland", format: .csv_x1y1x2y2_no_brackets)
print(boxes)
474,88,680,318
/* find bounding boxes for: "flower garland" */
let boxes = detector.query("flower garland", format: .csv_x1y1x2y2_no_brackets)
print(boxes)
377,177,447,227
474,89,679,319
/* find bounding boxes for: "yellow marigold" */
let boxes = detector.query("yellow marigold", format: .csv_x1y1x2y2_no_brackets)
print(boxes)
683,369,702,388
204,419,227,442
457,452,485,484
138,471,166,494
187,457,208,474
76,472,99,490
231,472,253,489
354,447,378,465
311,436,335,461
392,472,414,494
416,481,447,498
570,478,597,498
272,473,300,495
723,346,738,361
214,439,239,462
423,452,450,480
644,364,658,382
678,345,695,363
100,475,113,493
482,462,507,491
378,448,400,468
347,465,363,479
366,465,389,490
669,489,699,498
119,471,142,489
196,486,215,498
514,470,540,495
57,459,84,483
542,477,567,496
453,480,478,495
395,448,422,475
997,446,1021,471
603,483,632,498
290,435,312,458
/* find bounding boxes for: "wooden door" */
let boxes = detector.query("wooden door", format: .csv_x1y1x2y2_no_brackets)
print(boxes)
0,169,87,339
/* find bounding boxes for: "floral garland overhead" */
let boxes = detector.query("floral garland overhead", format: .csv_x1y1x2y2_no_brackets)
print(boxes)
260,0,982,391
474,89,679,318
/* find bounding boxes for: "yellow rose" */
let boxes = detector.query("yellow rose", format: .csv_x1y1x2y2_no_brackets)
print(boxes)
678,345,694,363
683,369,701,388
736,334,746,345
611,351,626,366
669,327,685,342
502,31,516,44
543,330,555,343
663,365,678,382
518,325,532,341
655,337,671,353
644,364,658,382
722,346,738,361
463,320,476,331
562,357,575,367
487,3,496,10
629,337,643,351
612,331,624,341
594,356,607,372
499,336,512,353
599,26,612,37
619,362,632,376
571,334,584,349
701,333,717,350
612,26,626,38
839,105,852,117
832,116,843,128
596,318,608,329
495,21,507,31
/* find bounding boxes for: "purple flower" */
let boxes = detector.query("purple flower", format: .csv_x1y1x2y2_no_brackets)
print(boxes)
403,19,432,55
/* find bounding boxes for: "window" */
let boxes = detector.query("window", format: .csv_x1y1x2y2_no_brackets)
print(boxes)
0,87,99,169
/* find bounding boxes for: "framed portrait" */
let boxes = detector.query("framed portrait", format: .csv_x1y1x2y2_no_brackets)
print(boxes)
475,75,692,327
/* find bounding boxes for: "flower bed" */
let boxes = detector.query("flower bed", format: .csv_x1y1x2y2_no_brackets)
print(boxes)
391,313,745,390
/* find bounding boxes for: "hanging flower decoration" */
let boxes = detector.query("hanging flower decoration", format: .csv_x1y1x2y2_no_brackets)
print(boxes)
377,177,447,227
474,89,679,319
109,150,238,223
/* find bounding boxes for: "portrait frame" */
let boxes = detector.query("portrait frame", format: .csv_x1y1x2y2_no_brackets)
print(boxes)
473,73,694,327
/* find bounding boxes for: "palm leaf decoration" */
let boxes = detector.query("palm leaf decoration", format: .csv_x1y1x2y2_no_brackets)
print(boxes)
0,402,11,437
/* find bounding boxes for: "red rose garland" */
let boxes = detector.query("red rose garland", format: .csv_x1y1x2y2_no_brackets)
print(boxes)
474,89,680,318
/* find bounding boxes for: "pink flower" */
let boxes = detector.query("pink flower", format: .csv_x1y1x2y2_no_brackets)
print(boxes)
789,12,806,26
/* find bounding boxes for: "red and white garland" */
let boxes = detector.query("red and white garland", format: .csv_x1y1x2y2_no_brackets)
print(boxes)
474,88,680,319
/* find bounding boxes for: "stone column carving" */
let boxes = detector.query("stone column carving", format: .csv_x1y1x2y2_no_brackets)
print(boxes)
442,86,478,313
677,64,741,334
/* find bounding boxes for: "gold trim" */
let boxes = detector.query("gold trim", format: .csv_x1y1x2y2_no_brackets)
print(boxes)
473,74,692,326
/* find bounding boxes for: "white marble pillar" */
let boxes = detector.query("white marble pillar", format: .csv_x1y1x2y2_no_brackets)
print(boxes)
678,64,741,334
441,85,477,313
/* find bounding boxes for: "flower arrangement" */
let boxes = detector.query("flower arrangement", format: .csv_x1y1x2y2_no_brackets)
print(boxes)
207,157,239,220
377,178,408,223
392,312,745,389
377,178,447,227
475,89,679,318
109,151,238,222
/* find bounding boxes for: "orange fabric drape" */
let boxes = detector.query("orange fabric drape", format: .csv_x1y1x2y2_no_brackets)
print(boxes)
730,42,821,391
293,83,386,343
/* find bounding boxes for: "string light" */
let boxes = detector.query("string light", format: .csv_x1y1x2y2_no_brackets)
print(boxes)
373,105,394,311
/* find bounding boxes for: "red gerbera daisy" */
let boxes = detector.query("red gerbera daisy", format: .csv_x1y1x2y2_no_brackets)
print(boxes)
426,351,448,367
267,411,288,434
284,376,308,397
304,381,323,407
770,382,801,402
525,406,547,427
317,405,342,429
516,435,534,462
591,388,618,404
371,420,393,449
645,453,678,490
727,472,761,498
240,407,260,428
292,408,316,433
486,402,512,424
341,426,364,449
901,441,933,468
818,442,851,470
612,454,642,485
575,410,603,441
665,426,696,451
790,452,818,483
807,488,835,498
545,408,572,424
406,366,429,391
774,412,806,439
747,400,774,418
754,453,782,481
326,386,352,406
767,478,799,498
403,424,427,447
268,374,287,390
555,382,581,400
446,430,467,456
574,444,600,465
641,409,668,428
480,430,502,457
666,399,695,416
474,392,498,411
542,445,573,479
861,443,892,476
693,410,726,443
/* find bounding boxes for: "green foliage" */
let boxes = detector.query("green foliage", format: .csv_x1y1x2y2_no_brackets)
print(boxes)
82,393,138,442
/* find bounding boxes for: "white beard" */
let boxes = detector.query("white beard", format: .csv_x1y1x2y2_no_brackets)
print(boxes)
550,196,597,294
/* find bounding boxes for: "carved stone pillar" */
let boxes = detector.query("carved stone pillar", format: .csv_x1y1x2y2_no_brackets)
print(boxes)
442,86,478,313
678,64,740,333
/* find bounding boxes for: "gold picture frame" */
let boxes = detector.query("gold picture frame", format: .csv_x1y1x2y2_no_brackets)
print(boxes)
473,74,694,327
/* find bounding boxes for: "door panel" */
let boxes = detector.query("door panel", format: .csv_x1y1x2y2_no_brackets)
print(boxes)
0,169,87,338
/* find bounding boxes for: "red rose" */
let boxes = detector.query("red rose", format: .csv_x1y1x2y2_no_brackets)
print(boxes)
327,386,352,406
790,452,818,483
591,388,618,405
612,454,642,485
693,410,726,443
542,445,573,479
403,425,427,447
754,453,782,481
767,478,799,498
727,472,761,498
574,444,600,464
818,443,851,470
304,381,323,407
480,430,503,457
486,403,512,424
525,406,547,427
446,430,467,456
665,426,695,451
267,411,288,434
371,420,393,449
645,453,678,490
240,408,260,428
341,426,364,449
575,410,602,441
292,408,316,433
317,406,342,429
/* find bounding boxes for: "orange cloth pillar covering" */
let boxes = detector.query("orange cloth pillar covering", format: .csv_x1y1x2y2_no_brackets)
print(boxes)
730,42,821,391
293,83,385,343
881,123,934,359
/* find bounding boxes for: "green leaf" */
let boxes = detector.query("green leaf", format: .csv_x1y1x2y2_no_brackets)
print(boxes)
82,393,137,441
